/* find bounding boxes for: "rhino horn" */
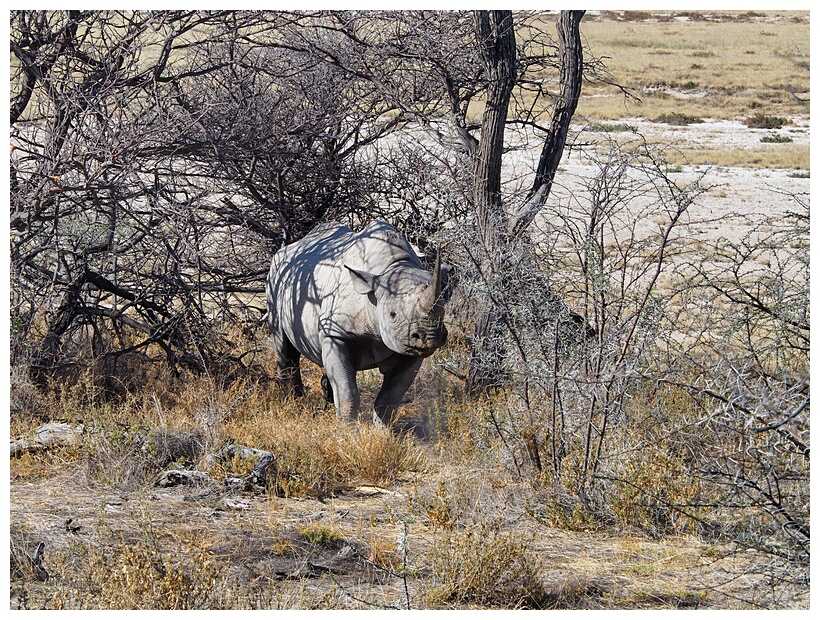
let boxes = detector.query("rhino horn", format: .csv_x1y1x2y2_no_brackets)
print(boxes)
421,250,444,315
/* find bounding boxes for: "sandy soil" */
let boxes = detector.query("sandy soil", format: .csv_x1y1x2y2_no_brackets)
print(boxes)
511,116,811,248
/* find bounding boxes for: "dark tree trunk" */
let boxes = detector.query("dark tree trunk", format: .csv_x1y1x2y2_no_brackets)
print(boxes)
467,10,517,394
532,10,585,196
510,10,585,237
472,10,516,244
36,270,86,378
467,10,586,395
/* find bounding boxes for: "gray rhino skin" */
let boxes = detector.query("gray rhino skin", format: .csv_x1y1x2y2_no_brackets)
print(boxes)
266,220,448,426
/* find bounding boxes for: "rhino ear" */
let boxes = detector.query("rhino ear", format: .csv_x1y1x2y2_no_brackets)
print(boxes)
345,265,378,295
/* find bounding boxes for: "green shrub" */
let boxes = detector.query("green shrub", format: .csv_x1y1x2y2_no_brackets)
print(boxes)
298,522,344,546
759,133,793,143
587,122,638,133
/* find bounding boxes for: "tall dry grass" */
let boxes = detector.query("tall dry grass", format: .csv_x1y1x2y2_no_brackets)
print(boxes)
575,12,809,122
222,402,428,494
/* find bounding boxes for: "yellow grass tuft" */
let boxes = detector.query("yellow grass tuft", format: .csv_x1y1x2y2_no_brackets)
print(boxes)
224,401,427,495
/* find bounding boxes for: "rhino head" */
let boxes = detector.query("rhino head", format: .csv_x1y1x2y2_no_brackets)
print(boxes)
346,251,449,357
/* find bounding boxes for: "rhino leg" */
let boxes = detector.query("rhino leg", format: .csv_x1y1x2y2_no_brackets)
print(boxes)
274,334,305,398
374,355,424,428
320,374,334,407
321,338,361,422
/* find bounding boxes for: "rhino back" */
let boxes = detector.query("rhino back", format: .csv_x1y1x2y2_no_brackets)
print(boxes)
345,220,423,273
273,221,420,272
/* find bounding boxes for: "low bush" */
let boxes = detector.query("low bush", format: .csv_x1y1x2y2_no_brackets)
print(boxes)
298,522,345,547
759,133,793,143
426,523,547,608
586,122,638,133
744,113,788,129
653,112,703,125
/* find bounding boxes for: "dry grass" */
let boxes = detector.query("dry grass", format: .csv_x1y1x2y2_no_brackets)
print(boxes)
665,144,809,169
221,399,428,494
425,523,547,608
576,11,810,122
9,359,805,609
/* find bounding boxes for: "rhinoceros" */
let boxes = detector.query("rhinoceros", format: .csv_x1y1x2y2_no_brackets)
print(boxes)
265,220,449,426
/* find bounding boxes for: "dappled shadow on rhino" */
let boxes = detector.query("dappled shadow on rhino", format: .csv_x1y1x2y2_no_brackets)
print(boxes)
265,221,452,431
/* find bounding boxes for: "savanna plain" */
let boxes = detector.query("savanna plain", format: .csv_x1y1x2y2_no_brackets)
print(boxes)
9,10,810,610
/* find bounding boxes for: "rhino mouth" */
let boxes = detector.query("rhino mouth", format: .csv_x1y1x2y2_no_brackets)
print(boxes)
403,329,447,357
400,314,447,357
405,343,440,357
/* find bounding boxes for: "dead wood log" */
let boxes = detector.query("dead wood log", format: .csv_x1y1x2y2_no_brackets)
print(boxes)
212,442,277,491
157,441,276,492
155,469,214,487
10,422,84,457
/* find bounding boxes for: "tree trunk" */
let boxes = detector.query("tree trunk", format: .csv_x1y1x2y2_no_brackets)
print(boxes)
467,10,586,395
510,10,585,237
467,10,516,395
472,10,516,246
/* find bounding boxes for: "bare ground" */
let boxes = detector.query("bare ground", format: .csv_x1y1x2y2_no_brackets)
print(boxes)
9,454,784,610
514,116,811,246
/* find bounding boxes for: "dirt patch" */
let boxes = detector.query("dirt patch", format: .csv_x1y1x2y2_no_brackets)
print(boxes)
10,439,799,610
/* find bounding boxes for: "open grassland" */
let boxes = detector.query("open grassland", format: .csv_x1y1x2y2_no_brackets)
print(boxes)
572,11,810,171
577,10,810,122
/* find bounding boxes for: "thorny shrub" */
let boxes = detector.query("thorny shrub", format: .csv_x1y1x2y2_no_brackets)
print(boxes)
432,137,809,601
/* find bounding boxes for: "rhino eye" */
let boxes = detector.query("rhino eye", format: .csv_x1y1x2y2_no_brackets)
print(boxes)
389,311,397,320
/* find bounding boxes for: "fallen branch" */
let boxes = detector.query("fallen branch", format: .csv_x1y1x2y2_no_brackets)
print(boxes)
155,469,214,487
157,440,277,493
10,423,85,457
